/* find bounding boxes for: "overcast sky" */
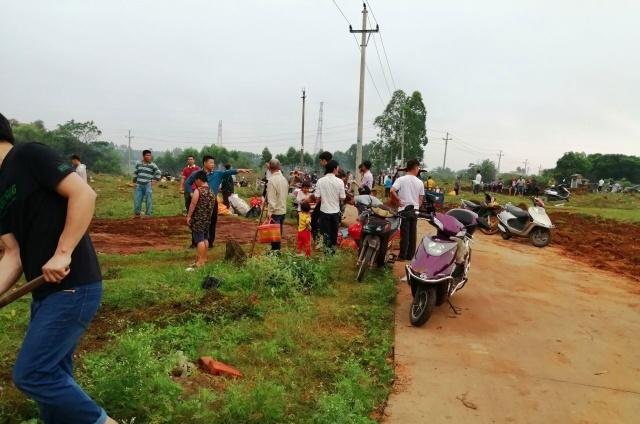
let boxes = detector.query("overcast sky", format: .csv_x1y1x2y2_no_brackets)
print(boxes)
1,0,639,172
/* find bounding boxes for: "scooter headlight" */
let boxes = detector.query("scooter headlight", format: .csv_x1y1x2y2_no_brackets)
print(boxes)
425,241,448,256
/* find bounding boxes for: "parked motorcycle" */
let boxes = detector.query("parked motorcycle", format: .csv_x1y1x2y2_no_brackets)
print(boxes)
544,183,571,201
497,197,553,247
354,196,401,282
405,209,487,326
460,193,501,235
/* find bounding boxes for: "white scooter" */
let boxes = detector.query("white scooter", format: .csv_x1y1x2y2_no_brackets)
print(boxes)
497,197,553,247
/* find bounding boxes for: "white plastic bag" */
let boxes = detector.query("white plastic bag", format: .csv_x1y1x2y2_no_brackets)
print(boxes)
229,194,250,216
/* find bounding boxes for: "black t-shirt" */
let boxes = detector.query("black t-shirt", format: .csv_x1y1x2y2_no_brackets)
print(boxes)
0,143,102,299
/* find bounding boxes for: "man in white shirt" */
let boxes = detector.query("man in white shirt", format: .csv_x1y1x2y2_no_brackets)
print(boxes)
473,170,482,194
266,159,289,251
312,151,333,240
598,178,604,192
359,160,374,194
391,159,424,260
70,154,87,183
315,160,346,251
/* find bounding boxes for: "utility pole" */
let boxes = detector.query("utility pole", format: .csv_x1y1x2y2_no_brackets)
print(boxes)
349,3,378,180
314,101,324,154
538,164,542,175
217,120,222,146
442,132,452,169
523,159,529,175
126,129,134,174
300,88,306,167
400,108,405,165
497,150,504,174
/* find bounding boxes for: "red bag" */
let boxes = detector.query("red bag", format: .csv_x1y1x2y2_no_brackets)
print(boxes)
257,218,281,244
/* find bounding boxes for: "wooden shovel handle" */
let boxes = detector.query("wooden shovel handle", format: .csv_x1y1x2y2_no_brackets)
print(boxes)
0,275,46,309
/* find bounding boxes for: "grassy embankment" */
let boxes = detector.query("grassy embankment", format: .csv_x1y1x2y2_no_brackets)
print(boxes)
0,247,396,423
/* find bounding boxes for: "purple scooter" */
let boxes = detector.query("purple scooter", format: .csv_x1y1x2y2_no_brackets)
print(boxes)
405,208,488,327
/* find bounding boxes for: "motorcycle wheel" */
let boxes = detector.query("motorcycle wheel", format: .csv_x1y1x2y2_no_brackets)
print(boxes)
356,245,375,282
500,229,511,240
530,227,551,248
480,214,499,235
410,285,437,327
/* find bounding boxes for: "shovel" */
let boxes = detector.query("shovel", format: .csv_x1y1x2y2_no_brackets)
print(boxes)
0,275,46,309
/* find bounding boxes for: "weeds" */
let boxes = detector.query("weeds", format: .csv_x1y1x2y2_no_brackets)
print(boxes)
0,249,396,423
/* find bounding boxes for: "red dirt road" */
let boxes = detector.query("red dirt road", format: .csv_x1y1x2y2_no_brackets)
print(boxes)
90,216,297,254
384,229,640,423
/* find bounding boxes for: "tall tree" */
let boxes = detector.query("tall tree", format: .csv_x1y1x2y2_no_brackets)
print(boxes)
554,152,591,179
464,159,497,182
370,89,428,169
57,120,102,143
261,147,272,164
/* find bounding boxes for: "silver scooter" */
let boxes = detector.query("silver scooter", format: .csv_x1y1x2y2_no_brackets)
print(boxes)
497,197,553,247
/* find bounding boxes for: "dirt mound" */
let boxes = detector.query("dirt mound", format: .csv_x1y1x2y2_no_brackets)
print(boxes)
90,215,296,254
549,211,640,282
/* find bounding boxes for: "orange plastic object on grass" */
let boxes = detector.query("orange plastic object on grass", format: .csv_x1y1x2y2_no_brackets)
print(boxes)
198,357,243,378
257,219,281,244
340,238,358,250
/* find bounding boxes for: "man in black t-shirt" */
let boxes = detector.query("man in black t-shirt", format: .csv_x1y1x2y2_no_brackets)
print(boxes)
0,113,116,424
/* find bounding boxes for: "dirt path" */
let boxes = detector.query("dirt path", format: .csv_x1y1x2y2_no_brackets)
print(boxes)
384,230,640,423
90,215,297,254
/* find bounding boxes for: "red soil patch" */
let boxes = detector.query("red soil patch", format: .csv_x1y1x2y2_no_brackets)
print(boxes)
548,211,640,283
90,215,296,254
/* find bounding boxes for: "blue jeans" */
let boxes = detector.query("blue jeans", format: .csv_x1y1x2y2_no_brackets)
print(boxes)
13,282,106,424
270,214,285,250
133,183,153,216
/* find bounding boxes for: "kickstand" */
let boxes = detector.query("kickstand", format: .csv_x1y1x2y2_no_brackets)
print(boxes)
448,299,463,315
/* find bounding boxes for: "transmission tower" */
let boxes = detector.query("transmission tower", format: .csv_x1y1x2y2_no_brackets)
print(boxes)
217,120,222,146
314,102,324,154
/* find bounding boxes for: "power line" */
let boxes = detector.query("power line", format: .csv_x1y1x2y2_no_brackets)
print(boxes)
350,33,385,106
331,0,351,25
368,16,392,97
331,0,386,106
364,0,397,90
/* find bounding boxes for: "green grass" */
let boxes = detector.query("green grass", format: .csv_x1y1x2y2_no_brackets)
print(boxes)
92,174,265,219
0,249,396,423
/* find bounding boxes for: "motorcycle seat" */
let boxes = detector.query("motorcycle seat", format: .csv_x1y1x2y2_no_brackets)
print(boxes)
462,200,479,209
505,204,529,219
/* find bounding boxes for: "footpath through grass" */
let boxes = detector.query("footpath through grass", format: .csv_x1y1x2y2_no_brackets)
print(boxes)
0,248,396,423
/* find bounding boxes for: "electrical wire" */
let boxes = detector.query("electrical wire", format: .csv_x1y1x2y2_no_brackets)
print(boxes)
368,16,392,97
330,0,387,106
365,0,397,89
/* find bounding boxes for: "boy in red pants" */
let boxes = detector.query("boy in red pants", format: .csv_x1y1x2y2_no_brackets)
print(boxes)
297,201,312,256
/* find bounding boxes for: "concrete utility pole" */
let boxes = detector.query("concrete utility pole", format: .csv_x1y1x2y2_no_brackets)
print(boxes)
442,132,452,169
497,150,504,174
349,3,378,180
217,120,222,146
126,129,134,174
300,89,306,167
314,101,324,154
400,108,405,165
523,159,529,175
